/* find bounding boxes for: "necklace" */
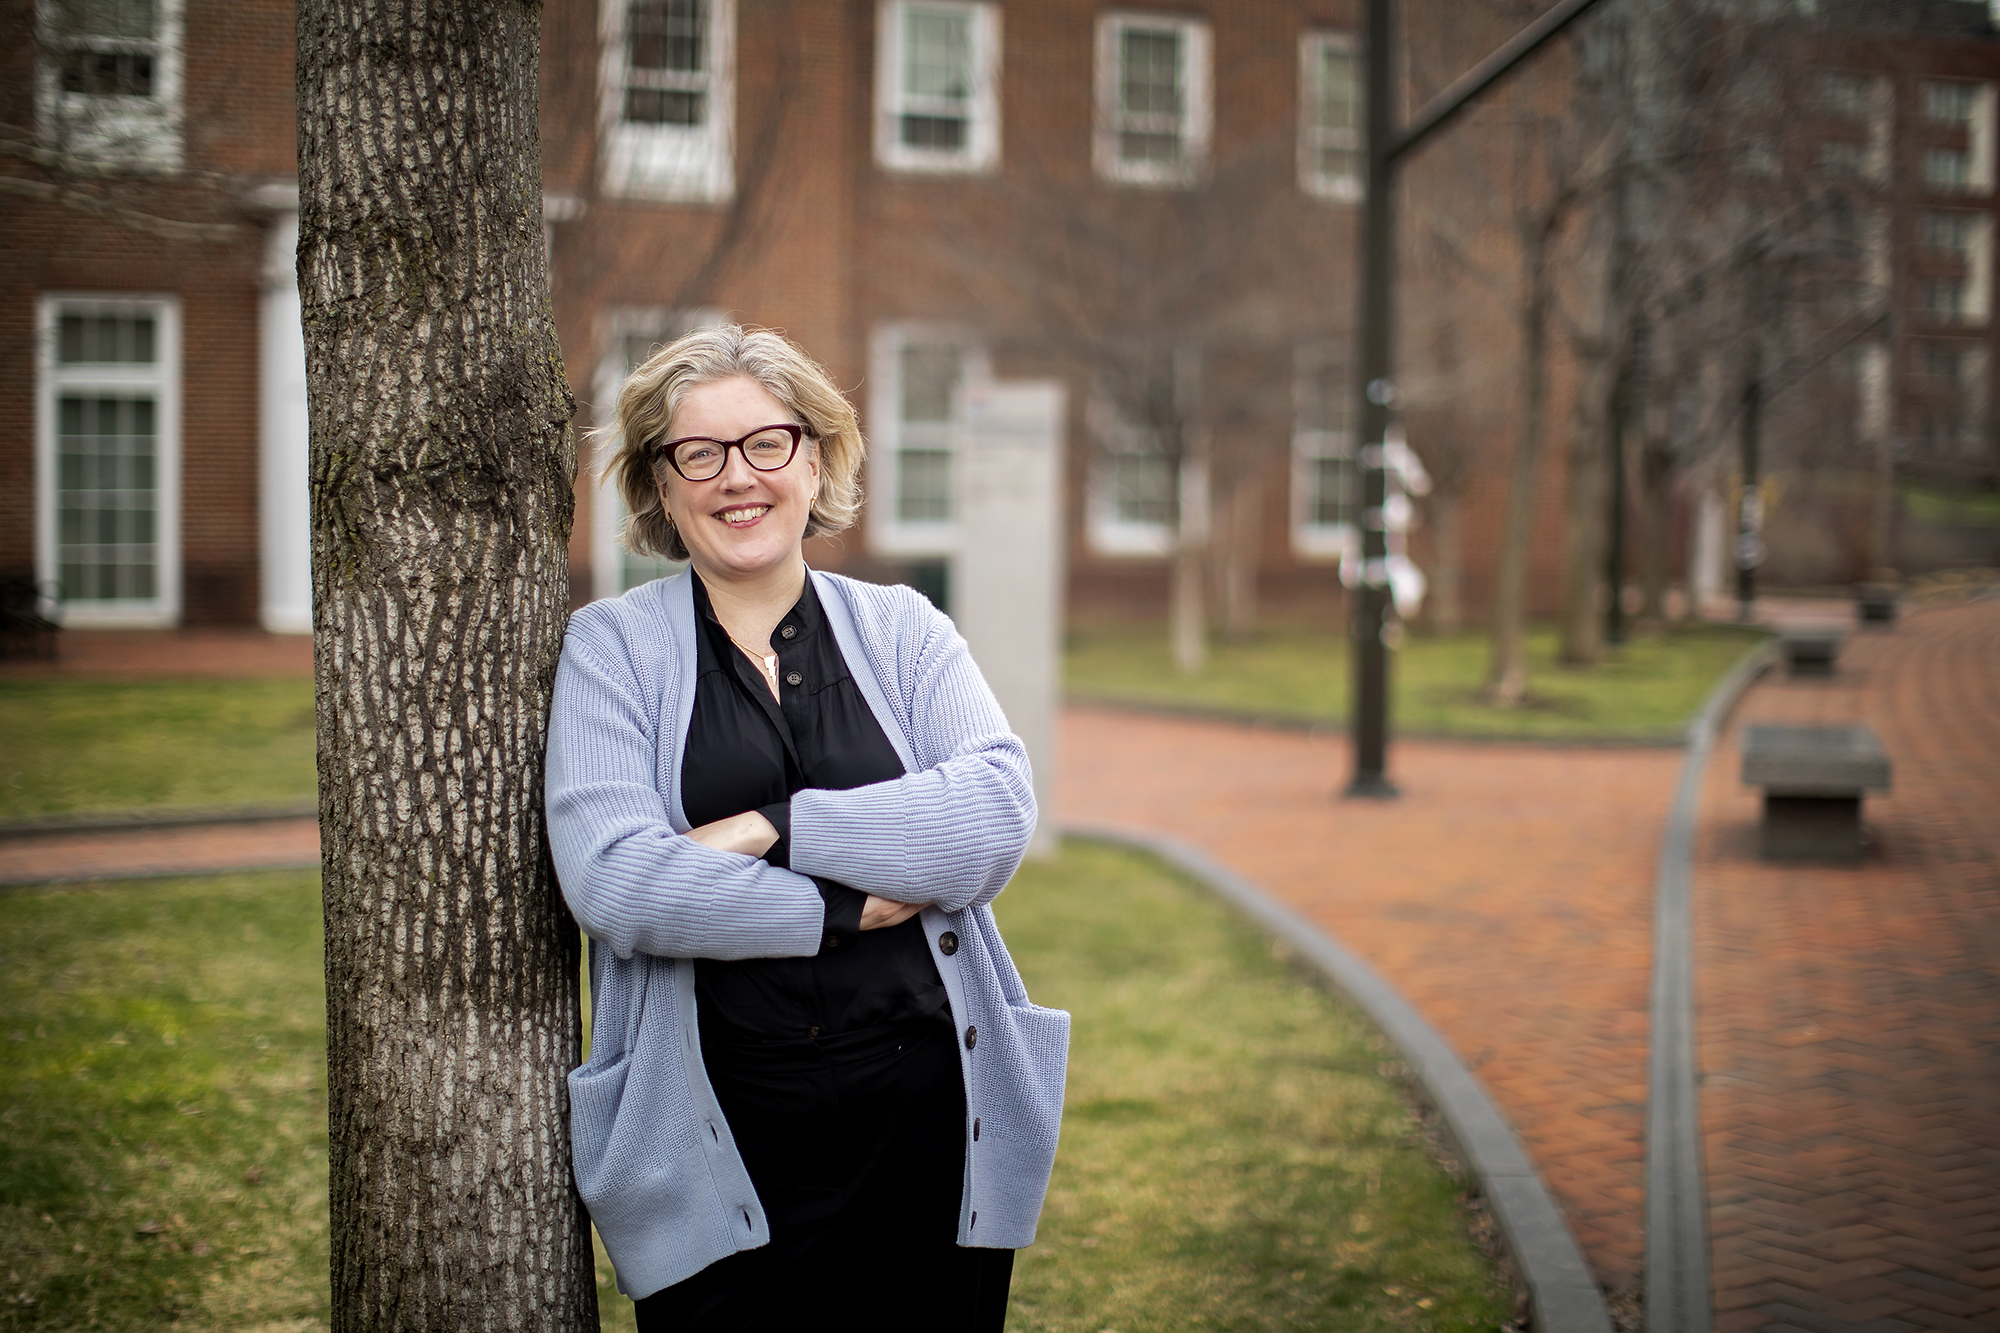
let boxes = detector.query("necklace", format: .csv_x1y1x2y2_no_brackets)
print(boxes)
725,630,781,695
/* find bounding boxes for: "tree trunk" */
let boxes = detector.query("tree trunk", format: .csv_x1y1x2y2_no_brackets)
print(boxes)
1636,437,1674,622
1486,227,1552,706
1559,355,1611,666
1218,473,1262,640
1427,488,1463,635
1172,452,1210,673
296,4,594,1330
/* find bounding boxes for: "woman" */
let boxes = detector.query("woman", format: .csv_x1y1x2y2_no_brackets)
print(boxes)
546,324,1068,1331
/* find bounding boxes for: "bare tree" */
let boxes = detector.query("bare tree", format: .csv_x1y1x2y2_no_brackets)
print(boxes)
940,137,1321,672
296,1,594,1328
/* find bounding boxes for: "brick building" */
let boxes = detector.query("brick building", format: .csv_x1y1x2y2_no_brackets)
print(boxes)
4,0,1995,636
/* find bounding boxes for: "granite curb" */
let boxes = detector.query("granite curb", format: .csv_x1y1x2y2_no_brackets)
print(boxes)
1066,822,1616,1333
1643,634,1777,1333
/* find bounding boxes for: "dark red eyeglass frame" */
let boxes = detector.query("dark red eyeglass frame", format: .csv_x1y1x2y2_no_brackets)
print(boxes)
654,423,807,481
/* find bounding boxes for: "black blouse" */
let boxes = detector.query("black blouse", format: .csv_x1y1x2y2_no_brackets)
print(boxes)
682,572,948,1043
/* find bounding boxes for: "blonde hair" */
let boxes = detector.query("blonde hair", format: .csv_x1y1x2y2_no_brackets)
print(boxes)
602,324,864,561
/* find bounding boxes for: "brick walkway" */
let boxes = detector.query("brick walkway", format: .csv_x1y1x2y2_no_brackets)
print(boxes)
1697,599,2000,1333
0,628,313,679
1058,709,1679,1289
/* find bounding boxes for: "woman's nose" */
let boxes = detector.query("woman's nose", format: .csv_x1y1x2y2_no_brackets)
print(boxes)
716,441,759,487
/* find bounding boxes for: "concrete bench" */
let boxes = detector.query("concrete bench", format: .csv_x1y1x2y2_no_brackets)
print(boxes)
1778,627,1846,677
1741,724,1892,863
1855,582,1900,626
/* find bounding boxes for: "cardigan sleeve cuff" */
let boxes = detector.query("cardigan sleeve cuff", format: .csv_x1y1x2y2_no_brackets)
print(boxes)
814,877,865,954
757,800,792,869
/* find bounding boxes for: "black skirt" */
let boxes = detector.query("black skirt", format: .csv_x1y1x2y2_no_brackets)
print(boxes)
634,1012,1015,1333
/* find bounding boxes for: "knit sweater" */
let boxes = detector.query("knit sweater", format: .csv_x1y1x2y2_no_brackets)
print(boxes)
546,569,1070,1300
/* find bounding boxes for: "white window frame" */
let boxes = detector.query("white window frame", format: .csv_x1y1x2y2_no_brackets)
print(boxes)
600,0,735,203
35,0,184,171
1289,343,1357,562
588,307,716,600
1084,393,1177,557
875,1,1001,174
1093,11,1211,188
1298,31,1363,203
36,294,182,627
866,323,990,558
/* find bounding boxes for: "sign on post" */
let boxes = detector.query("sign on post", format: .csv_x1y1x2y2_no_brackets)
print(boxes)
953,381,1065,859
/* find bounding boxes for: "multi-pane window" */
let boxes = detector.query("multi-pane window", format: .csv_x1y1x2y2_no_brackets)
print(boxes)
622,0,708,125
1291,344,1355,559
602,0,733,201
37,0,182,167
1299,32,1362,201
1925,278,1969,321
38,297,179,625
1817,141,1863,178
1924,210,1976,256
876,2,999,171
1094,12,1211,186
1822,71,1869,119
1927,147,1972,192
868,327,987,557
589,310,717,599
1926,79,1978,124
895,344,960,523
1087,401,1176,556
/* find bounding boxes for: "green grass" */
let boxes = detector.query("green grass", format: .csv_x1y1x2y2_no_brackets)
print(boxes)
3,848,1515,1331
1902,481,2000,527
0,679,317,823
996,841,1515,1332
0,871,330,1331
1067,621,1765,741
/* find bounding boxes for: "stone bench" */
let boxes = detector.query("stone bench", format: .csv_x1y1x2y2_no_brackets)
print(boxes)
1855,582,1900,626
1741,724,1892,863
1778,627,1846,677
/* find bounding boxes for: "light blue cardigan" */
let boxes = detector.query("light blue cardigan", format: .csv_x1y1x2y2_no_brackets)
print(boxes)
545,569,1070,1300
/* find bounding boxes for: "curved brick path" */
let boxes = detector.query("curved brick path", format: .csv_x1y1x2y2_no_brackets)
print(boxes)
1058,708,1678,1290
1697,598,2000,1332
0,817,320,887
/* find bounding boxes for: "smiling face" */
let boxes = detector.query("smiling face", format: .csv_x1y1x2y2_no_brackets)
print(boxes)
656,375,820,589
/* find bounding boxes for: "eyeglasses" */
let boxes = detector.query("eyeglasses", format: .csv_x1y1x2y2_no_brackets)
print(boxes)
655,423,807,482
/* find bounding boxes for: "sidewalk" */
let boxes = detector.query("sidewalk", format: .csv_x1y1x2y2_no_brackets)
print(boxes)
1696,599,2000,1331
0,628,313,678
0,817,320,887
1058,707,1676,1291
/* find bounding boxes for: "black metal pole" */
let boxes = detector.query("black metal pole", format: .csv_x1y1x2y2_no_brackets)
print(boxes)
1347,0,1398,799
1345,0,1616,800
1736,350,1762,618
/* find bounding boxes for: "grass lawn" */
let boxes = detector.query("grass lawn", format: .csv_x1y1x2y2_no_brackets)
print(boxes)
3,845,1514,1332
0,679,317,823
1067,620,1765,741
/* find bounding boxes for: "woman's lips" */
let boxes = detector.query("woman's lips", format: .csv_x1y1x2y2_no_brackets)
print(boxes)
717,505,772,528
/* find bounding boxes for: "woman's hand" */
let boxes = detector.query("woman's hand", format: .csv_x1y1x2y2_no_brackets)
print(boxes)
860,895,928,931
685,810,780,858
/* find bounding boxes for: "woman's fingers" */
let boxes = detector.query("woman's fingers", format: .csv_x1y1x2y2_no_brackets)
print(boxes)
859,895,929,931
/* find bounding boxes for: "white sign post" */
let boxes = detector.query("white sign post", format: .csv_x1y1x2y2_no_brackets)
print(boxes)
953,381,1065,858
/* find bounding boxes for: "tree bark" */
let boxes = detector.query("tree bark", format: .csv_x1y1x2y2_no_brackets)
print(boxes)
296,3,593,1329
1486,223,1553,706
1559,354,1611,666
1427,488,1464,635
1217,473,1262,641
1171,453,1210,673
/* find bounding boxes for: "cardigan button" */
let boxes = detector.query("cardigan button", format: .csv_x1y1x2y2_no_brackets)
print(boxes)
973,1117,980,1141
938,931,958,956
964,1025,977,1050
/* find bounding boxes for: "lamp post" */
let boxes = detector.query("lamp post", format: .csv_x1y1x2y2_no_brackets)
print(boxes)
1347,0,1616,798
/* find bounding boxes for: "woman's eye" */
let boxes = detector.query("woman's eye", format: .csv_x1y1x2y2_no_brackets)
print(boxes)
747,437,788,456
679,445,718,463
